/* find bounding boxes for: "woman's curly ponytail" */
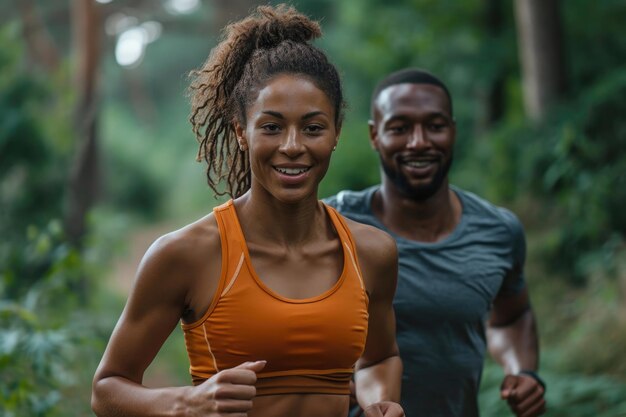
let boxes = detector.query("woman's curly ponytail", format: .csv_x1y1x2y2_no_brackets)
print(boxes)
189,4,344,199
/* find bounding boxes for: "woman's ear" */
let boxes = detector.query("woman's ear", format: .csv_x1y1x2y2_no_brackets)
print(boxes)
233,122,248,151
333,123,342,151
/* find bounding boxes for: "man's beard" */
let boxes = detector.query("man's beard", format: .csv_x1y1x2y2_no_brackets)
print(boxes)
380,154,452,201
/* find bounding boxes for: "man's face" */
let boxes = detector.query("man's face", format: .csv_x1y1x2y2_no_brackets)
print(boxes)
370,83,455,201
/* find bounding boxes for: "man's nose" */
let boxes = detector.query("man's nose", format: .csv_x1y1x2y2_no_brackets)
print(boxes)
406,125,428,149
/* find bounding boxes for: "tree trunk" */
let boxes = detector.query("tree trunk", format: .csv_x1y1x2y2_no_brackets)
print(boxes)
64,0,102,303
484,0,506,125
65,0,101,247
514,0,567,122
18,0,60,72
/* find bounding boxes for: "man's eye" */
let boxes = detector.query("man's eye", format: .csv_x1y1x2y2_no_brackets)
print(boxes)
428,123,446,131
389,125,408,134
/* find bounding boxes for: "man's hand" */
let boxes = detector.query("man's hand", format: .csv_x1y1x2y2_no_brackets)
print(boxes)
500,374,546,417
363,401,405,417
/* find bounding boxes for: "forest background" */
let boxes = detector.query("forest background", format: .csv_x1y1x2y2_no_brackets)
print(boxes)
1,0,625,416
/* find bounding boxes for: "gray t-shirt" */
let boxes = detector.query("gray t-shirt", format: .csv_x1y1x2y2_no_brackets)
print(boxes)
325,185,526,417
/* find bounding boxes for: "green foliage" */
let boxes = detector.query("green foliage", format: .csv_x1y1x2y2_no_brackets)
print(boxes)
3,1,625,415
311,0,533,202
0,26,69,243
101,136,163,220
0,24,78,300
483,70,626,283
0,24,107,416
0,220,78,299
479,360,626,416
98,100,209,219
0,221,102,417
564,0,626,93
320,118,380,197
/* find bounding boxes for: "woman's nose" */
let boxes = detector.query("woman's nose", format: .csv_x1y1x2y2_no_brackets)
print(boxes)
279,128,305,156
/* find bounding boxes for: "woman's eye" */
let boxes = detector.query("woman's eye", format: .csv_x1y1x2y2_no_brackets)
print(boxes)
261,123,281,133
304,125,324,134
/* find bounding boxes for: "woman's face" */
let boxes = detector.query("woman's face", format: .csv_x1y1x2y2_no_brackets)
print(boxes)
235,74,340,204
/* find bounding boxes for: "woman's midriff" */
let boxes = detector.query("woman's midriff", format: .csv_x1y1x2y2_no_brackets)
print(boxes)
249,393,349,417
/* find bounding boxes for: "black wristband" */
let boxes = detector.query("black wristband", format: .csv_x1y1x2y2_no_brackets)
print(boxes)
519,370,546,391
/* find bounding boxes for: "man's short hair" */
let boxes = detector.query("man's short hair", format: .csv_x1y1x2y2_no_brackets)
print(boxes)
370,68,453,118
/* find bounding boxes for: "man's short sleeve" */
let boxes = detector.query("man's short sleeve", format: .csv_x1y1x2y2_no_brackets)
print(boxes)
498,208,527,296
323,194,339,208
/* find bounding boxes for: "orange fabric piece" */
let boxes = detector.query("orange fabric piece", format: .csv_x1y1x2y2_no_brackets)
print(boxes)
182,200,369,396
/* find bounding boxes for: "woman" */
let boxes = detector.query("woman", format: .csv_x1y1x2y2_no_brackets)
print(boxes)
91,5,403,417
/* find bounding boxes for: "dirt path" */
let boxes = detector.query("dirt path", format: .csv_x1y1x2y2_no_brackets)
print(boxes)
107,223,178,296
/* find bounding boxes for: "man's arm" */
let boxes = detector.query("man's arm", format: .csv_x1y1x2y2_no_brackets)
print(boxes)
488,288,538,373
488,287,546,417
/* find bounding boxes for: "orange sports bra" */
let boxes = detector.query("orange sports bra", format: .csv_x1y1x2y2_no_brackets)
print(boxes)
181,200,369,396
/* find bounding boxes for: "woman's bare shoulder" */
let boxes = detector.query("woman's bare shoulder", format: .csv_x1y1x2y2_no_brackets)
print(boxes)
151,212,219,256
134,212,221,290
342,217,397,262
341,217,397,292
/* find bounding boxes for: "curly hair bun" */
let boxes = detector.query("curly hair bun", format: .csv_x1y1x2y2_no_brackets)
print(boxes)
250,4,321,49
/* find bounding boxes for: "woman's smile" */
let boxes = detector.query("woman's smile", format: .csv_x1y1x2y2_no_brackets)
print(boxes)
236,74,339,203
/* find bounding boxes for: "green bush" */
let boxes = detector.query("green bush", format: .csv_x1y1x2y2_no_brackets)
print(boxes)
483,69,626,284
0,26,69,246
0,221,102,417
479,360,626,417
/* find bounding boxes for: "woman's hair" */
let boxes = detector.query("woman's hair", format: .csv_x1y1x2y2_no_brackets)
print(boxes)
189,4,344,199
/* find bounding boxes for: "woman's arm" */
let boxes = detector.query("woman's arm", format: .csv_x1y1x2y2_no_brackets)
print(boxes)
91,221,263,417
349,222,404,417
92,231,196,416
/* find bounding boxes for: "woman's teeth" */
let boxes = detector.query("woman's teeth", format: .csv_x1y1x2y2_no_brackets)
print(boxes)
275,167,309,175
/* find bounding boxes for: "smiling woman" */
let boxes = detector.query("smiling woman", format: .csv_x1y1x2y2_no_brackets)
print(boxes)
91,4,404,417
233,74,338,204
189,5,345,200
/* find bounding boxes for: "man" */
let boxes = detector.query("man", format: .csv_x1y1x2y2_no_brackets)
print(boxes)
326,68,546,417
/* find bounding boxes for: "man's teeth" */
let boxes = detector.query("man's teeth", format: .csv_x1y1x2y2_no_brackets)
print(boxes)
275,167,309,175
404,161,434,168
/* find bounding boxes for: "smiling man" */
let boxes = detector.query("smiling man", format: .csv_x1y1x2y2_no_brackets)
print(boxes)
326,68,546,417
